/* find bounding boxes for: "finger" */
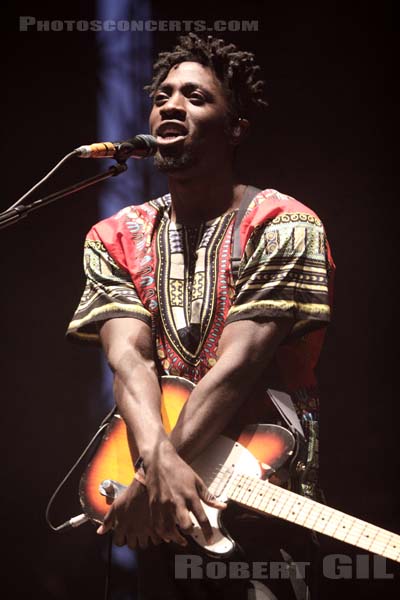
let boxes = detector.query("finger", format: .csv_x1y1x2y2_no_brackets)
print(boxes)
127,536,138,550
197,482,227,510
154,509,187,547
175,505,194,536
113,527,127,547
137,534,150,549
161,520,187,546
151,501,174,541
150,531,163,545
190,498,213,542
169,529,187,547
96,508,115,535
173,523,189,547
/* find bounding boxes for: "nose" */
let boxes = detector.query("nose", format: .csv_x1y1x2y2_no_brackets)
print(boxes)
159,92,186,121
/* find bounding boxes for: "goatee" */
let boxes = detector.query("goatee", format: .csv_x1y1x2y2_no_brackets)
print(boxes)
154,148,196,173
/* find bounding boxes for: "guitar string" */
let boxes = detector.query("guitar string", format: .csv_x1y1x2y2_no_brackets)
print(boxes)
239,486,398,558
198,464,399,554
229,473,399,553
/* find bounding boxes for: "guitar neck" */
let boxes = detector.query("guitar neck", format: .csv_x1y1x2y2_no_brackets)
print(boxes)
228,473,400,563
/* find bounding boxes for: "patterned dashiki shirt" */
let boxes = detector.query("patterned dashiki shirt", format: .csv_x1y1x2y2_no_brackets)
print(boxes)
67,188,335,498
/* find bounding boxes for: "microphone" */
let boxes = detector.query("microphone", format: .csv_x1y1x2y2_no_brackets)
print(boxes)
75,134,158,160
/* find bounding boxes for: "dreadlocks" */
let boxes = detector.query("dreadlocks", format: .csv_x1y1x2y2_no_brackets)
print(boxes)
145,33,267,121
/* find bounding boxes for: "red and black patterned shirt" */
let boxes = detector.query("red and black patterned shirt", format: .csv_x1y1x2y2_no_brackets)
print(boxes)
67,188,334,399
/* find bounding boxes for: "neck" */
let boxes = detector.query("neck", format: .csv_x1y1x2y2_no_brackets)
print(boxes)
167,168,245,225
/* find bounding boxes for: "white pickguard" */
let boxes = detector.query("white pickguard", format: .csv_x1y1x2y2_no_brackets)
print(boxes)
189,435,264,556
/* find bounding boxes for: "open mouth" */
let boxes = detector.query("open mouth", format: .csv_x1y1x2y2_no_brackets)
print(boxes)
156,122,188,145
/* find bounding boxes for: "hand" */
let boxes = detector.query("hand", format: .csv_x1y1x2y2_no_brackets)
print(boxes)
145,442,227,547
96,479,162,549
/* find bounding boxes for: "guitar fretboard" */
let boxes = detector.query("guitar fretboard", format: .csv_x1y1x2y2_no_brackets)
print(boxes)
228,473,400,563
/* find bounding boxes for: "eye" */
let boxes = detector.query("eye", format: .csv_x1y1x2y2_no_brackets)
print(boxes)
154,92,169,106
189,92,205,105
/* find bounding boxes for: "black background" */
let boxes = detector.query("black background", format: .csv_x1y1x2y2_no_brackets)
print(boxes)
1,1,397,598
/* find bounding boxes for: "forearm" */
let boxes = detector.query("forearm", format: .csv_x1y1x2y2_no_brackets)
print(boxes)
99,319,169,465
169,356,249,462
113,359,169,464
170,318,293,462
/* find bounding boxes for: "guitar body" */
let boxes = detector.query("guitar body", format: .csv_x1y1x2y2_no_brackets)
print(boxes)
79,376,295,555
80,377,197,523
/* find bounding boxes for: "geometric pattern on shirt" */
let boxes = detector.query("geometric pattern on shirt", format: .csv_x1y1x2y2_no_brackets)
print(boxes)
227,213,331,332
156,210,236,364
67,239,149,340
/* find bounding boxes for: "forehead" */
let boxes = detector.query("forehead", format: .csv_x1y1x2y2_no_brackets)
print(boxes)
159,61,224,95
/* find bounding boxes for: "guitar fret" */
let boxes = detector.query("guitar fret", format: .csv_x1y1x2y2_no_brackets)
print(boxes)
228,474,400,561
379,531,400,561
288,494,315,527
241,476,259,506
344,518,368,548
232,475,262,507
360,524,383,552
279,491,314,525
247,477,263,507
328,512,356,542
253,479,269,510
270,485,295,519
317,506,345,537
341,517,379,548
232,473,249,504
278,491,301,522
289,496,321,528
260,484,288,518
324,510,363,540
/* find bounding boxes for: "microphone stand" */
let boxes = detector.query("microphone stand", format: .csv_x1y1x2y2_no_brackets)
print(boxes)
0,161,128,231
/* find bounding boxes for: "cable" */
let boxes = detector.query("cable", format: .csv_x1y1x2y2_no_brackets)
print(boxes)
6,150,78,212
45,406,116,532
104,532,113,600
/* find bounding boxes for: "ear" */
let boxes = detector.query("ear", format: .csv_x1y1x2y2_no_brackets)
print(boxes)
230,118,250,145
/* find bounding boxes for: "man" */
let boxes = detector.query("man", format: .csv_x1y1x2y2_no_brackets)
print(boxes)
68,34,334,599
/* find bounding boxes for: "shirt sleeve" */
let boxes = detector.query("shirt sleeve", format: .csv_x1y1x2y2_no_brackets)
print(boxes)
226,212,333,337
66,236,151,343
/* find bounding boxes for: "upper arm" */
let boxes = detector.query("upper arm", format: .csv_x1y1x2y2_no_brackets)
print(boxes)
98,317,155,374
217,317,294,375
226,212,333,338
66,232,151,344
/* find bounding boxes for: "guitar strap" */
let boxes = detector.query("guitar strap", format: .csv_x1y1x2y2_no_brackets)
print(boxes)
231,185,305,439
230,185,261,281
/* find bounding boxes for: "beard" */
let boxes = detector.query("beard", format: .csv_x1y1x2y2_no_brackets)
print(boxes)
153,145,197,173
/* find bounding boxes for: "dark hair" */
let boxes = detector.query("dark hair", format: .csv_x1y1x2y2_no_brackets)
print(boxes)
145,33,267,121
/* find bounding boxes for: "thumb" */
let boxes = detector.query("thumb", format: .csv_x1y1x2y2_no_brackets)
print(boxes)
96,523,112,535
197,481,227,510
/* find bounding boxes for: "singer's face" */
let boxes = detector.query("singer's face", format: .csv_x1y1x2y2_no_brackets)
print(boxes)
149,61,233,174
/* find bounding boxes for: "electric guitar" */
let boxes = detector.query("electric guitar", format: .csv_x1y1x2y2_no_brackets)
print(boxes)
79,376,400,562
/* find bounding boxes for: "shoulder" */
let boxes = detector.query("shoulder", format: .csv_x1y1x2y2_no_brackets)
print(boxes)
241,188,325,245
246,188,321,224
241,188,335,269
86,195,171,245
83,196,170,270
